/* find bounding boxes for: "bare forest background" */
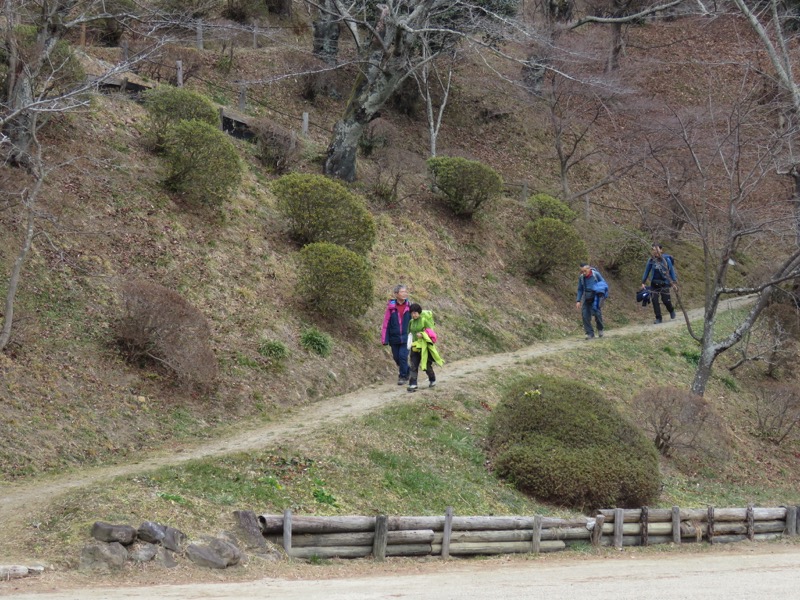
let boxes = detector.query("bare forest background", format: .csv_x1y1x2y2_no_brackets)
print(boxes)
3,0,800,573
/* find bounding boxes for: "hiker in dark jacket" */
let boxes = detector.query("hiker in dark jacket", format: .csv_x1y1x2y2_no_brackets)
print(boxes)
381,284,412,385
641,244,678,324
576,263,608,340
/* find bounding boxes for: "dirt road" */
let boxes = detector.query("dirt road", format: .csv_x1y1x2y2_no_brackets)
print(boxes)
0,296,756,589
3,545,799,599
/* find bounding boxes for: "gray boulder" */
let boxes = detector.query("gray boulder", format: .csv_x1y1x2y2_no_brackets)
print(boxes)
80,541,128,572
162,526,187,552
128,542,158,563
137,521,166,544
91,522,137,545
186,538,241,569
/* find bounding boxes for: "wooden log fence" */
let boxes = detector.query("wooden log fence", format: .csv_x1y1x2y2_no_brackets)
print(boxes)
256,505,800,560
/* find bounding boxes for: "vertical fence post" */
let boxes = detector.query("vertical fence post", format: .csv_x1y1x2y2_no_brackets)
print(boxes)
80,23,87,47
613,508,624,550
707,506,715,544
176,60,184,88
441,507,453,559
520,182,529,202
671,506,681,545
196,22,204,50
590,514,605,547
282,509,292,556
302,112,309,137
530,515,542,554
796,506,800,536
641,506,649,547
746,504,755,541
121,40,129,63
785,506,797,537
238,84,247,111
253,24,258,49
373,515,388,561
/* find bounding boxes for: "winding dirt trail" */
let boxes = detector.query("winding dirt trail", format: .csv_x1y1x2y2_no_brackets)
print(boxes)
0,296,753,563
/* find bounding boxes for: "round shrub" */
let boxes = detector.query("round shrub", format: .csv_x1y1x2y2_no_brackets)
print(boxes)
427,156,503,218
528,193,577,223
523,217,588,279
251,119,300,173
273,173,376,256
296,242,373,317
116,280,218,390
487,375,661,510
143,86,219,151
588,224,650,277
163,120,243,209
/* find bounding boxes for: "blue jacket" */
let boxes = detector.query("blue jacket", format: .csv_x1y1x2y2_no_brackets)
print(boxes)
642,255,677,286
576,268,608,302
381,299,411,345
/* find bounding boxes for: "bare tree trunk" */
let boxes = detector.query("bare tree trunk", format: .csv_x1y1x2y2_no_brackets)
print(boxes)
790,167,800,247
6,78,36,167
0,157,42,351
312,0,340,65
324,116,365,182
323,50,406,181
691,339,716,396
606,22,623,73
3,0,76,167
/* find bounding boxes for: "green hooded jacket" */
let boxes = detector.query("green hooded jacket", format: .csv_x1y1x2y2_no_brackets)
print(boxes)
409,310,444,371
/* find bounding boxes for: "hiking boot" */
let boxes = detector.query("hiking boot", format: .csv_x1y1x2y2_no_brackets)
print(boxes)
407,384,418,392
654,318,662,324
429,380,436,388
670,311,676,320
398,377,409,386
585,334,595,340
598,330,604,338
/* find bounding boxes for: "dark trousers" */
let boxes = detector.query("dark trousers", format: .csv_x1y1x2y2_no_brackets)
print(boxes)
581,293,604,337
408,349,435,385
390,343,410,379
651,283,674,320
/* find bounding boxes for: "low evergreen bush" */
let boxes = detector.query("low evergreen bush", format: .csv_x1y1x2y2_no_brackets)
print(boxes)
163,120,243,209
527,193,577,223
273,173,376,255
300,326,332,357
427,156,503,218
296,242,373,317
116,280,218,390
143,86,219,151
523,217,587,279
487,374,661,510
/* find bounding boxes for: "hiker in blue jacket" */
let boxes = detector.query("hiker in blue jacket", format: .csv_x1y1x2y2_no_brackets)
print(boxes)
641,244,678,324
576,263,608,340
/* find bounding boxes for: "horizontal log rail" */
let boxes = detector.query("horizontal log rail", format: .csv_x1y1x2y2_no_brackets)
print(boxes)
256,505,800,561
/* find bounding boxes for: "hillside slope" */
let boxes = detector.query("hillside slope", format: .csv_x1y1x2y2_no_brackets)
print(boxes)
1,7,796,550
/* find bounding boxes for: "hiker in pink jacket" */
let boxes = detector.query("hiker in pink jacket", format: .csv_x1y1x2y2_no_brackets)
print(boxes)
380,284,412,385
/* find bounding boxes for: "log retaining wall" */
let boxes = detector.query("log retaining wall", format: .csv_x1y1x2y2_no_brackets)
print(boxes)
256,504,799,560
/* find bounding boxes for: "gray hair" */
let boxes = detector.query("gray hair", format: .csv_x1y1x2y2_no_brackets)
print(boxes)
393,284,407,295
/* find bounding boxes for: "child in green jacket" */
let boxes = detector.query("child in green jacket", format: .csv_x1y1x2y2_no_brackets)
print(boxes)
406,303,444,392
